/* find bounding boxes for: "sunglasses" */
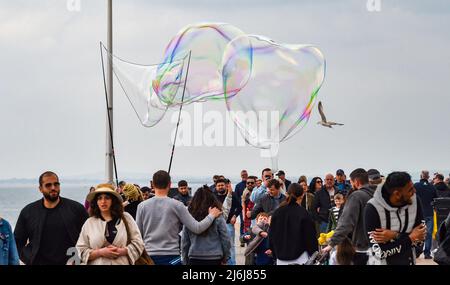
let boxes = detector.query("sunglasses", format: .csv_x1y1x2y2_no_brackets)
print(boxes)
246,181,255,185
264,175,273,180
44,182,60,188
316,181,323,184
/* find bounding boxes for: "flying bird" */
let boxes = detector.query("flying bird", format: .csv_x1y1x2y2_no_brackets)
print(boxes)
317,101,344,128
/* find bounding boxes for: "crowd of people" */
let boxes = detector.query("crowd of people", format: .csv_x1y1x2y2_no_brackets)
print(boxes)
1,168,450,265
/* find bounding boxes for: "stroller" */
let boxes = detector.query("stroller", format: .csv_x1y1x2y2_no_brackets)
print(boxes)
432,197,450,234
304,250,330,265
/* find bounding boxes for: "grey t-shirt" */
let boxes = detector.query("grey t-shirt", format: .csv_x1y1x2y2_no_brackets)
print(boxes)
136,196,215,256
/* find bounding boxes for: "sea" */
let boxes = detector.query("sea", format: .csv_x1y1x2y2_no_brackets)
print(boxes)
0,182,206,229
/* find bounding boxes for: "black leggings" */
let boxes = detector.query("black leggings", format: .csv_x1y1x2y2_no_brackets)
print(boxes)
188,258,222,265
353,252,369,265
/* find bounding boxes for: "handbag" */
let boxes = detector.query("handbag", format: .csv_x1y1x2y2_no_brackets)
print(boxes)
122,216,154,265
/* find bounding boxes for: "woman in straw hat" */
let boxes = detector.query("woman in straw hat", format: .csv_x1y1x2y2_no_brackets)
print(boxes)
76,184,144,265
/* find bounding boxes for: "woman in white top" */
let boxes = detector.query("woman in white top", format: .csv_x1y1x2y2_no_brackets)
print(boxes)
76,184,144,265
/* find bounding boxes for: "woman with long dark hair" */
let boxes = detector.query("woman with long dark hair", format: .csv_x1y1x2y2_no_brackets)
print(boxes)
269,183,318,265
76,184,144,265
308,177,323,194
181,185,231,265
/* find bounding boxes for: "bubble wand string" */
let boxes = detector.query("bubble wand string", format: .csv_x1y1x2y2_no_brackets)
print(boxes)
168,51,192,175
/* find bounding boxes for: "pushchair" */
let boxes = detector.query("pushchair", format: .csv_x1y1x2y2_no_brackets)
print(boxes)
433,197,450,235
304,250,330,265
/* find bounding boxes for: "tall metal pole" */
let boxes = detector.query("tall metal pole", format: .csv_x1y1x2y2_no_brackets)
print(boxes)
105,0,114,184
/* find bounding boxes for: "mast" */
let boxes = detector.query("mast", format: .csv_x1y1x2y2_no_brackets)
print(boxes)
105,0,114,184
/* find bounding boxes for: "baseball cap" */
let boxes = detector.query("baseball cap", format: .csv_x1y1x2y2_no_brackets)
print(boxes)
336,169,345,176
367,169,381,181
276,170,285,176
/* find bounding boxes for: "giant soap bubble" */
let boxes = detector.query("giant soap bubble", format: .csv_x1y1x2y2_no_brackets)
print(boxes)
222,35,326,169
159,22,246,104
101,43,188,127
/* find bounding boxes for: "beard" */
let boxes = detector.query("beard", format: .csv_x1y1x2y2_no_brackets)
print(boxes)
43,191,59,202
398,197,413,207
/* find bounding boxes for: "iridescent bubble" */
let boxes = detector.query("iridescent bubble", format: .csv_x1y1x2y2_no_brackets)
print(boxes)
102,44,188,127
158,22,245,104
222,35,326,167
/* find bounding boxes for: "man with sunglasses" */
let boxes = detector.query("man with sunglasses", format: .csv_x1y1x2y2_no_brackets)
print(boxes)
14,171,88,265
250,168,274,205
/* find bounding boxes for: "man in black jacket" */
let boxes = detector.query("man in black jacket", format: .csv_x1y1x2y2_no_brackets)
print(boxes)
414,170,437,259
173,180,192,206
365,172,426,265
14,171,88,265
276,170,291,192
251,179,286,219
434,173,450,198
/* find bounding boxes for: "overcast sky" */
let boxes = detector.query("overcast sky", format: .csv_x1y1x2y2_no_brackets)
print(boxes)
0,0,449,181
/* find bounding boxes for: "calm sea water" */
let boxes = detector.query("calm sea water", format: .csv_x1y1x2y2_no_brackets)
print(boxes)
0,183,206,229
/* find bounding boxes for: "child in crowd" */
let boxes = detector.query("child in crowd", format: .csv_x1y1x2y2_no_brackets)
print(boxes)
327,193,345,232
244,212,273,265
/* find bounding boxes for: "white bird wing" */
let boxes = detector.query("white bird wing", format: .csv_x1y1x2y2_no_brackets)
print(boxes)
318,101,327,122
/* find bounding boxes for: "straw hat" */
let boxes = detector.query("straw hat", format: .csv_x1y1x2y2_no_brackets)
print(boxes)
86,186,123,203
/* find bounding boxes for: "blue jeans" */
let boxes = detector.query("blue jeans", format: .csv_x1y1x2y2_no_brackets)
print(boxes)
319,222,329,234
150,255,181,265
424,216,434,256
227,223,236,265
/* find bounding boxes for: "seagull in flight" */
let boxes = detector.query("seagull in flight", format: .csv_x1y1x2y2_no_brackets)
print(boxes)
317,101,344,128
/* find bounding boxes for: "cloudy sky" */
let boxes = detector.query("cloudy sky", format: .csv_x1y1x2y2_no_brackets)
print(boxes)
0,0,449,181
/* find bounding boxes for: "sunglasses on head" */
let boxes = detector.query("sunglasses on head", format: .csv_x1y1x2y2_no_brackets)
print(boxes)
44,182,60,188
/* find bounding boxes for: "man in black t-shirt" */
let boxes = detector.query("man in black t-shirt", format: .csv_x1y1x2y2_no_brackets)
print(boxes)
14,171,88,265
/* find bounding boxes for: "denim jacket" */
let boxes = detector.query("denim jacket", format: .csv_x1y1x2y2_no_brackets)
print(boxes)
0,218,19,265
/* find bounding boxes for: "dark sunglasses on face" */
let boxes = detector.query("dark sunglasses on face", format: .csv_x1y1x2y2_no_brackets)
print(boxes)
44,182,60,188
316,181,323,184
264,175,272,180
247,181,255,185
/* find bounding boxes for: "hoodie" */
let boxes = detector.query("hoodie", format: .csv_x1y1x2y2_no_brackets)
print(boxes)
329,185,375,251
364,183,424,265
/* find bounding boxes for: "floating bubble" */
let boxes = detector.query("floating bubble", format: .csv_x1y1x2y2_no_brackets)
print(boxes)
222,35,326,166
101,44,188,127
159,22,246,104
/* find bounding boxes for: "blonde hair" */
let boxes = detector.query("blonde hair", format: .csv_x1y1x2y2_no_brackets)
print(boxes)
123,183,143,202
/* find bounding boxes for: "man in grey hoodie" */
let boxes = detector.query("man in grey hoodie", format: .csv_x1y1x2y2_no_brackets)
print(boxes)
322,168,375,265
